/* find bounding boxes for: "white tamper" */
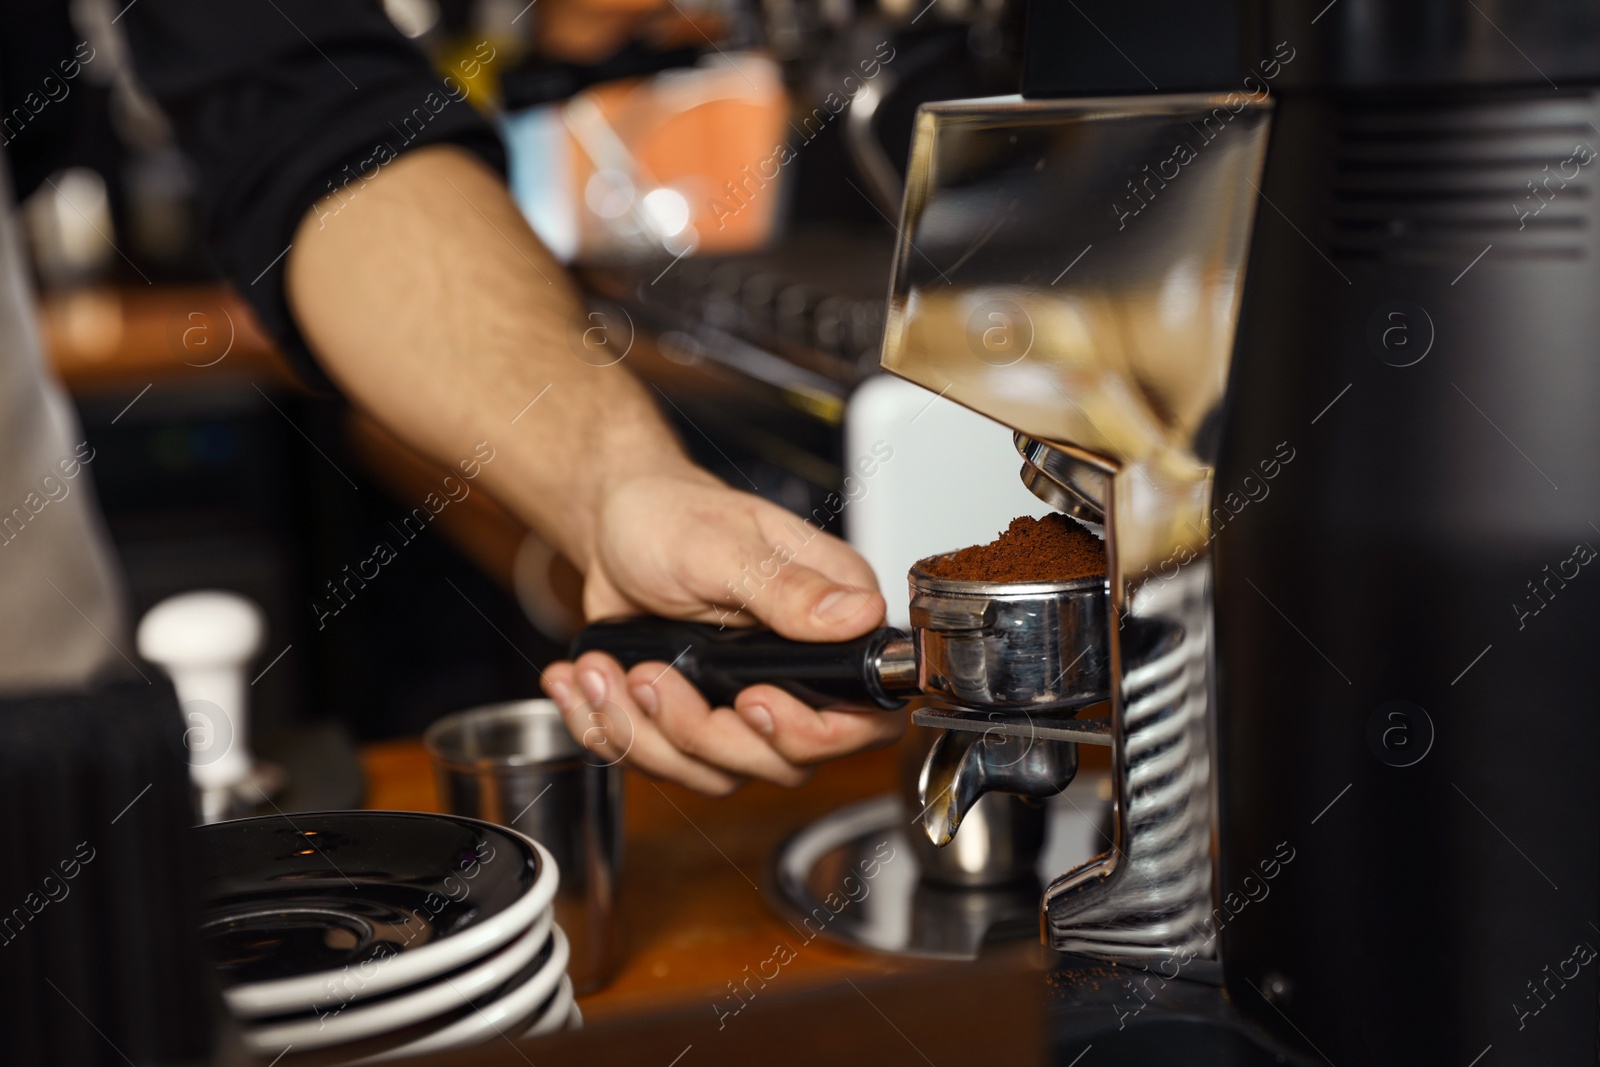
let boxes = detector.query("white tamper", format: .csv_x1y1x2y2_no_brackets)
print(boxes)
137,591,265,822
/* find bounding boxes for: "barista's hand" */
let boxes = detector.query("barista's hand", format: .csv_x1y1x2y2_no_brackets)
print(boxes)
283,146,895,795
539,473,906,795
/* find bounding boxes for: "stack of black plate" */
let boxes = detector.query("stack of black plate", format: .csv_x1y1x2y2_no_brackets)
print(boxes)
197,811,578,1062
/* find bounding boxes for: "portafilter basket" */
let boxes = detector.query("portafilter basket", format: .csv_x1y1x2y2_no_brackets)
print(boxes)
908,562,1108,711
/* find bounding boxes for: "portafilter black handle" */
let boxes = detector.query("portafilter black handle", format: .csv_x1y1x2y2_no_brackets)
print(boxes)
570,618,918,710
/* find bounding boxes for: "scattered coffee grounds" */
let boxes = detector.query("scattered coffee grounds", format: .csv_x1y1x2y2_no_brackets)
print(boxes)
920,514,1106,583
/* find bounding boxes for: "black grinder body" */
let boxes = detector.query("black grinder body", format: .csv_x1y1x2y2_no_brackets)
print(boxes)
1024,2,1600,1062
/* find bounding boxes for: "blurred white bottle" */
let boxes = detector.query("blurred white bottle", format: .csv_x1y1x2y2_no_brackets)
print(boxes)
137,590,264,822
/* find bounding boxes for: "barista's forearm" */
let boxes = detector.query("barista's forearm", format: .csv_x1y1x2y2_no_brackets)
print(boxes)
285,144,701,568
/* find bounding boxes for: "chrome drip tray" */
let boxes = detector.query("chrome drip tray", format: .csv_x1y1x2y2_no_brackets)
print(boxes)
766,773,1112,960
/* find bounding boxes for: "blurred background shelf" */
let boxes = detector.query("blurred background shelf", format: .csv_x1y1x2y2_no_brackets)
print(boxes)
41,283,295,392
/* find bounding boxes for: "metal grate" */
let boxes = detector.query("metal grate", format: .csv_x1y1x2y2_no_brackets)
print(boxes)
1329,94,1598,263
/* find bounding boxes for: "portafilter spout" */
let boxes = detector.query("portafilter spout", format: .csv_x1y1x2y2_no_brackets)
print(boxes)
917,727,1079,847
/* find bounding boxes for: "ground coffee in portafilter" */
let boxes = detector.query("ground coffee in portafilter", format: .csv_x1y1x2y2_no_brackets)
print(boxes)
919,514,1106,583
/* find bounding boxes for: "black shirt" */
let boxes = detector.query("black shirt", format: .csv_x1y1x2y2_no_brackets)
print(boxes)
0,0,507,386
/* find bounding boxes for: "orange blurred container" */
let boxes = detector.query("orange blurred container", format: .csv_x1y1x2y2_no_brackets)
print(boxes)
503,52,790,263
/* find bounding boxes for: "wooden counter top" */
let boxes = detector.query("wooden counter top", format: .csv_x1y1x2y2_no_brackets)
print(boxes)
359,736,948,1024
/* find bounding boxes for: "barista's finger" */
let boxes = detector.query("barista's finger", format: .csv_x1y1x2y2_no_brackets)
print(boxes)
544,655,742,796
752,504,881,592
626,662,811,788
734,561,889,645
732,684,907,766
569,651,744,795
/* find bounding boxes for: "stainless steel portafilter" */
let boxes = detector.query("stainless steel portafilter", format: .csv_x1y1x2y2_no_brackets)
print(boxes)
570,564,1109,714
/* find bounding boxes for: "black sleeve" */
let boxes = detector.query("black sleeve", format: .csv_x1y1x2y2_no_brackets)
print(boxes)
0,4,89,201
118,0,508,390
